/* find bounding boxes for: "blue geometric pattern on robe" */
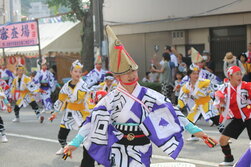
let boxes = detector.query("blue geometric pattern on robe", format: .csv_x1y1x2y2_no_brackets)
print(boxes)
140,101,184,159
33,70,55,90
128,144,152,166
85,69,106,88
83,105,123,167
159,118,169,126
235,146,251,167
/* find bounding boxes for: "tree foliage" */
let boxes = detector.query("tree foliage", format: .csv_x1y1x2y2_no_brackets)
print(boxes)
46,0,94,72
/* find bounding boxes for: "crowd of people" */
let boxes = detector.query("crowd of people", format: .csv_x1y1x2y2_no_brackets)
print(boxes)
0,26,251,167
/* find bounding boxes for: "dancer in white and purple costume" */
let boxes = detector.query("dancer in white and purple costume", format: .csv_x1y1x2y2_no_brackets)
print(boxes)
85,50,106,88
82,83,184,166
64,25,184,167
33,60,55,111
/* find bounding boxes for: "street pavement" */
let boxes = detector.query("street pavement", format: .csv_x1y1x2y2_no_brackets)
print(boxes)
0,106,249,167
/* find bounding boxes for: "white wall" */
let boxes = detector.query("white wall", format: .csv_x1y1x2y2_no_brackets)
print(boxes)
104,0,251,24
188,28,210,51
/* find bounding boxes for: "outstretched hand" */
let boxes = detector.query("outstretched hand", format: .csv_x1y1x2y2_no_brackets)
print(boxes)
7,104,12,113
48,114,56,122
202,136,218,148
62,145,77,160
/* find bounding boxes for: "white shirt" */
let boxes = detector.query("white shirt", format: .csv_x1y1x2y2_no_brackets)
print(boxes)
170,53,178,67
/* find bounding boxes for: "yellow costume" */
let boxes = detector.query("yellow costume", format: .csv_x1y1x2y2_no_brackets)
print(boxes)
178,78,218,123
54,78,90,130
11,74,38,107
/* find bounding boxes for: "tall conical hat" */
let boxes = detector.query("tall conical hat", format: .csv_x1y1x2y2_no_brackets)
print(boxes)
191,47,203,63
105,25,138,75
94,48,102,64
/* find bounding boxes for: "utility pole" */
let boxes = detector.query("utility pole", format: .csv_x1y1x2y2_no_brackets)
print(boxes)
93,0,104,56
9,0,13,22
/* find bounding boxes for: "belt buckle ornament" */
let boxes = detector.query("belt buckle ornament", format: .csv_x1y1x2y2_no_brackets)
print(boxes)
127,133,135,141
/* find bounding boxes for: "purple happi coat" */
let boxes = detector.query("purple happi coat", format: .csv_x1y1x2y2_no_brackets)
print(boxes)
80,83,184,167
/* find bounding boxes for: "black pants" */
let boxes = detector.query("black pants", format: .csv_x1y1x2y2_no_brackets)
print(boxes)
210,115,220,126
80,147,95,167
0,116,5,134
222,118,251,140
58,127,70,148
14,101,40,118
191,115,221,137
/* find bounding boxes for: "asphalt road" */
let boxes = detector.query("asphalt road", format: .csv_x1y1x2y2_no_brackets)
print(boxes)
0,107,249,167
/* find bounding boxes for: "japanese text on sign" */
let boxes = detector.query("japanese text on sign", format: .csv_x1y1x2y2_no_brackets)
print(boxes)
0,21,38,48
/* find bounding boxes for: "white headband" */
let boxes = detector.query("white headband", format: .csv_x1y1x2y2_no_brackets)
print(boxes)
72,60,83,69
104,76,114,80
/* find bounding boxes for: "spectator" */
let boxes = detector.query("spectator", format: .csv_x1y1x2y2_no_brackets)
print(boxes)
245,43,251,63
142,72,151,82
239,53,251,82
223,52,246,78
173,72,183,105
177,53,187,74
203,51,215,73
164,45,178,81
183,49,192,67
151,53,173,100
149,65,159,83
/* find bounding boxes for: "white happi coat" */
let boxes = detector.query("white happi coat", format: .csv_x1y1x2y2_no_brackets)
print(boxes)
78,83,184,167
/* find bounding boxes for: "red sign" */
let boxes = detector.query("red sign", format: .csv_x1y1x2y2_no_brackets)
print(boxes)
0,20,38,48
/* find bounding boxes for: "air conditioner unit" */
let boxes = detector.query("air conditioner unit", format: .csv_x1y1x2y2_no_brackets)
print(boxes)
171,30,187,45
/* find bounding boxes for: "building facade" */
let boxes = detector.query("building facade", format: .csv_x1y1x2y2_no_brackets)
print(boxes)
0,0,21,24
28,2,50,19
104,0,251,79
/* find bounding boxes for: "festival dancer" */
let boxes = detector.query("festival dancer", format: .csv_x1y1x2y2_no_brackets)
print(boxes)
0,79,11,110
33,59,55,113
0,62,14,100
62,26,217,167
97,72,117,92
178,47,221,92
63,90,108,166
11,64,44,123
85,49,106,88
0,85,12,143
178,64,221,141
48,60,90,155
88,72,117,108
214,66,251,166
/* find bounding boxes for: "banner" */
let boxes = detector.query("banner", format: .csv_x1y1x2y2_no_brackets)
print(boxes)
0,20,38,48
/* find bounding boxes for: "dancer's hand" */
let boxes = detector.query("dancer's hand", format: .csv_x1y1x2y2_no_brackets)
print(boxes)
216,104,225,114
202,136,218,148
193,131,207,139
7,104,12,113
63,145,77,159
48,113,57,122
39,89,46,93
62,150,72,160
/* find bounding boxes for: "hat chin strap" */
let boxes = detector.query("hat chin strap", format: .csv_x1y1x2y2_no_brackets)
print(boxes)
119,78,138,85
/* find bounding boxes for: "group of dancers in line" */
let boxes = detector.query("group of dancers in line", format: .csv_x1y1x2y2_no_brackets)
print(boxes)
1,25,250,167
0,58,56,142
